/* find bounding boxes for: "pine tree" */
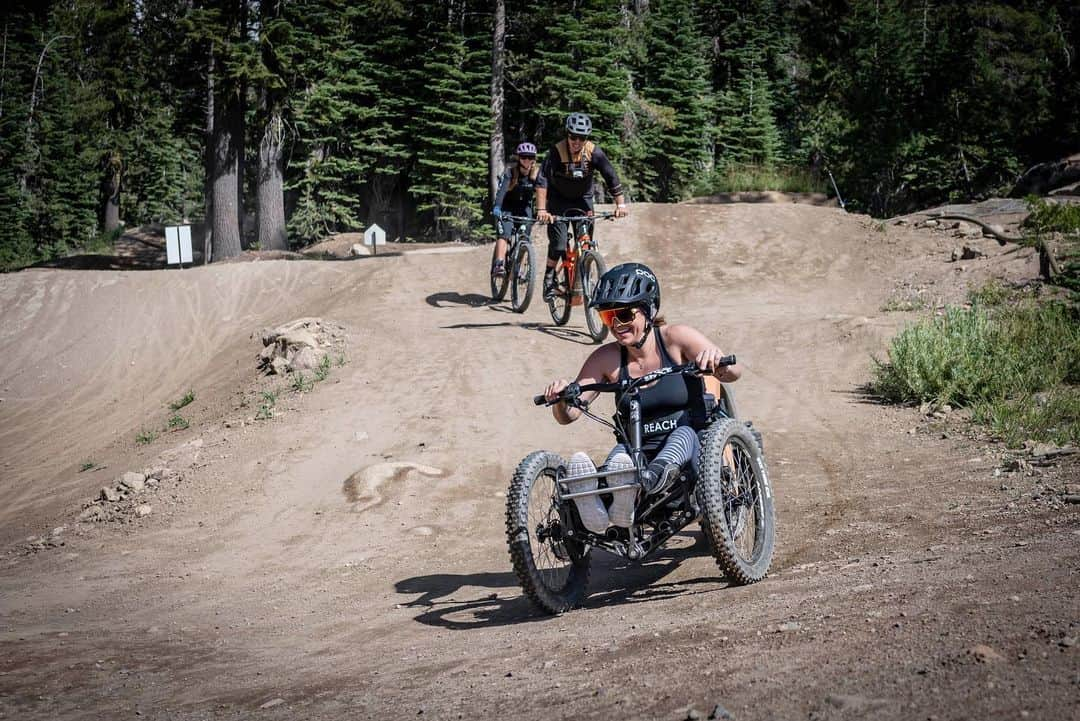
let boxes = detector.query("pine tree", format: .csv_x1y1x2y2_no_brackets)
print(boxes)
708,1,786,171
284,0,410,243
521,0,633,173
634,0,713,200
407,2,490,241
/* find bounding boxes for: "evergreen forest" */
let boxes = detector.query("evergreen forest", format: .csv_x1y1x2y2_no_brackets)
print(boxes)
1,0,1076,269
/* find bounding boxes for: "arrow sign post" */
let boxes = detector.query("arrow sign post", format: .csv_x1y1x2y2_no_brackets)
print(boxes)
364,223,386,256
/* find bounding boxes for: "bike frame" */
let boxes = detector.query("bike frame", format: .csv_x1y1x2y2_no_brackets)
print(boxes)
503,215,534,257
549,212,601,299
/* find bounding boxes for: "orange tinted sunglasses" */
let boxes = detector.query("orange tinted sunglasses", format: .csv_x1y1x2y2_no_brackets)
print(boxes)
597,307,640,327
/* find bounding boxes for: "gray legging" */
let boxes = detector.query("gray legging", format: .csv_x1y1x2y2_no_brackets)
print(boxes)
604,425,700,477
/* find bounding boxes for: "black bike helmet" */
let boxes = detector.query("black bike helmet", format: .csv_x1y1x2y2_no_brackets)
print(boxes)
590,262,661,318
565,112,592,136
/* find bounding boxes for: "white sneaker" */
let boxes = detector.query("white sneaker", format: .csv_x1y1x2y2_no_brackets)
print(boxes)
603,452,638,528
566,452,608,534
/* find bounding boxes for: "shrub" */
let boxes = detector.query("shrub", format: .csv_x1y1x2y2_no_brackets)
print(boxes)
871,296,1080,445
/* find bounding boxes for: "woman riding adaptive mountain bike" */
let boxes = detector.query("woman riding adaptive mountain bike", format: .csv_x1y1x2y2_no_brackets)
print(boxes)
505,263,774,614
543,208,614,342
490,213,537,313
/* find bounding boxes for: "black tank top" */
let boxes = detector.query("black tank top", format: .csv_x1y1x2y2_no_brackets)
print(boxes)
616,327,691,453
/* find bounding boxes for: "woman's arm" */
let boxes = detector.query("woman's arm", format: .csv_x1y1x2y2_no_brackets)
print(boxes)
545,345,617,424
664,325,741,382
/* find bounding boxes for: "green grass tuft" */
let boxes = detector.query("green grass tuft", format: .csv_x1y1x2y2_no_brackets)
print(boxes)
167,414,189,430
291,372,314,393
314,354,332,382
169,390,195,411
136,428,158,445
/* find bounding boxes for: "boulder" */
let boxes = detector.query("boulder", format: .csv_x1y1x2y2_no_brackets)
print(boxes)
290,346,325,371
119,472,146,491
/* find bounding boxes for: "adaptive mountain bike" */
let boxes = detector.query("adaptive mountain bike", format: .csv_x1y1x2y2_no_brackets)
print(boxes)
506,359,774,615
544,209,614,343
490,215,537,313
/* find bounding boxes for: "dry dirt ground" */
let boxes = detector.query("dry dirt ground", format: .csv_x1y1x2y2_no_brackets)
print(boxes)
0,201,1077,721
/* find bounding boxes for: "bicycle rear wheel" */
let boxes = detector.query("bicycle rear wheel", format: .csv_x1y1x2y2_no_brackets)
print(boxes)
490,243,510,301
579,250,608,343
547,264,571,326
510,240,536,313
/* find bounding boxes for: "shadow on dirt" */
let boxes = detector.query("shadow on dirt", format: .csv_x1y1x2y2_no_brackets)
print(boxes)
439,320,598,346
395,532,726,630
426,291,496,308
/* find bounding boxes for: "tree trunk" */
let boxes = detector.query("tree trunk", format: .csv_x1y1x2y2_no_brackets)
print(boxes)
489,0,506,201
102,158,121,233
210,85,243,260
203,44,215,263
257,111,287,250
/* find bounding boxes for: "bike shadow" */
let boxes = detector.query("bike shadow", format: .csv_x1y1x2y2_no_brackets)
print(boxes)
438,319,597,346
425,291,497,308
393,531,728,630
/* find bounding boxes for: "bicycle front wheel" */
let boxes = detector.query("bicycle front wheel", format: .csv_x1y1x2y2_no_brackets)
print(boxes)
547,264,571,326
580,250,608,342
511,240,536,313
490,243,510,301
506,451,591,614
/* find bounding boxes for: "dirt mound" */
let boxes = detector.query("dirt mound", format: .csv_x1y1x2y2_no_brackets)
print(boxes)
0,202,1075,721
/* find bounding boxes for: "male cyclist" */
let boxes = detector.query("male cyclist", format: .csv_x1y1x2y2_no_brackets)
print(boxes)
491,142,540,278
535,112,628,299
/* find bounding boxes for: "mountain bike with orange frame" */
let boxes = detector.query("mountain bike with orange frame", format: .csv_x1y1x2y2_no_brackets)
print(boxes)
544,209,615,343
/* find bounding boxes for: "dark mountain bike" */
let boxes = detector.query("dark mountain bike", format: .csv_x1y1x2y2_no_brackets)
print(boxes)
490,215,537,313
544,209,614,343
506,358,774,614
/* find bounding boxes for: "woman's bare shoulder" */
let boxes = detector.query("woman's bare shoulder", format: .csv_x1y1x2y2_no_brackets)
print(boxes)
580,341,623,382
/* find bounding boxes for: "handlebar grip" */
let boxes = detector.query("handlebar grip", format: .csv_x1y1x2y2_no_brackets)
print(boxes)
533,395,547,406
718,354,736,367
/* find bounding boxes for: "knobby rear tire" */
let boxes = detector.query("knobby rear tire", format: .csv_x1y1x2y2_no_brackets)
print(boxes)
511,240,536,313
547,264,572,326
490,243,510,301
505,451,591,614
695,418,775,584
580,250,608,343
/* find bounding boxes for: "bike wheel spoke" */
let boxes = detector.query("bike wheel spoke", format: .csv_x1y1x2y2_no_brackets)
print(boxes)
525,473,571,585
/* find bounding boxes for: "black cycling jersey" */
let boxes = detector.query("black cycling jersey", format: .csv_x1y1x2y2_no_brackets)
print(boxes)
536,142,623,204
615,327,695,454
493,164,538,215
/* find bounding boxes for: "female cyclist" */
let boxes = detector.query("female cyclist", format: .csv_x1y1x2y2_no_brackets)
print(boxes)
541,262,742,530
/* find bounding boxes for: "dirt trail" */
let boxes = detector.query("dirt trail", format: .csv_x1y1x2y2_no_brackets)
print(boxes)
0,203,1076,721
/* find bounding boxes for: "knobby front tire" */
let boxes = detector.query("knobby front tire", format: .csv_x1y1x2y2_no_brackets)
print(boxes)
505,451,591,614
695,418,775,584
580,250,608,343
547,264,572,326
510,240,536,313
490,243,510,301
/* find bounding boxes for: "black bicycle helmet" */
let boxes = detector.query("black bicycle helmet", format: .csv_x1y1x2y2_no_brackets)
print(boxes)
565,112,592,136
590,262,661,318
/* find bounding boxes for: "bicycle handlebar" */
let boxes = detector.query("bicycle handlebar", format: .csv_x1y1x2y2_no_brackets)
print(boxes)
533,357,736,406
543,211,617,223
